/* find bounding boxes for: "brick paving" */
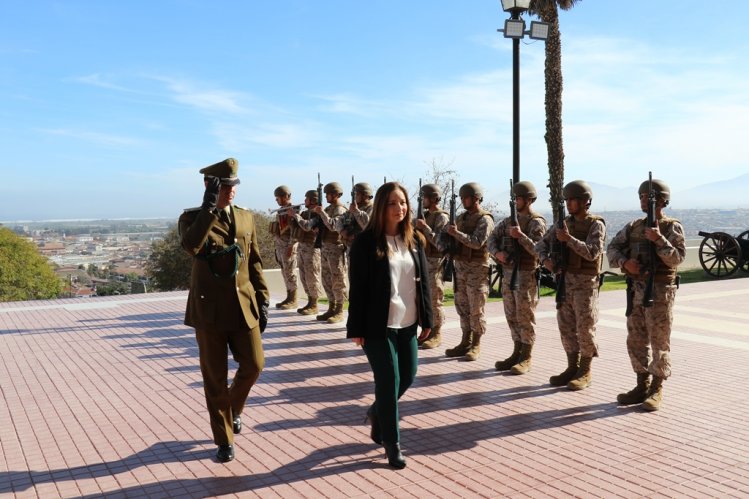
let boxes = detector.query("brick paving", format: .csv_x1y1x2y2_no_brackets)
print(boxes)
1,278,749,498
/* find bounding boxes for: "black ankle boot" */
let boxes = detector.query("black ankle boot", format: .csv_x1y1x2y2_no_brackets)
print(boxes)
383,441,406,469
365,406,382,444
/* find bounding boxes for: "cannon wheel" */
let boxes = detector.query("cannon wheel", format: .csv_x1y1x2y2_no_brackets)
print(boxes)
699,232,741,278
738,230,749,273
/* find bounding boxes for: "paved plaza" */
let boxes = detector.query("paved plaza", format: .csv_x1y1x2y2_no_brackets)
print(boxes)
1,277,749,498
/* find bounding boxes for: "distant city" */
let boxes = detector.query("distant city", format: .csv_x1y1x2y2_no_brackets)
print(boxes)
3,207,747,298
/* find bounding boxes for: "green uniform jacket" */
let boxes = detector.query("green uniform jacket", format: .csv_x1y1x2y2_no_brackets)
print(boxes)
179,205,269,330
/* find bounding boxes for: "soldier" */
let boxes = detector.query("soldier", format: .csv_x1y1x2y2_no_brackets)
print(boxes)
536,180,606,391
339,182,374,248
488,181,546,374
414,183,449,349
444,182,495,361
607,178,685,411
178,158,269,463
313,182,348,323
288,189,324,315
270,185,299,310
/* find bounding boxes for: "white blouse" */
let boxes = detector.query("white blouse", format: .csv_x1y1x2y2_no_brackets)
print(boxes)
385,235,418,328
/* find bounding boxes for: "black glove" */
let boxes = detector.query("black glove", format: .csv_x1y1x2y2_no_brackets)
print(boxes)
259,302,269,333
202,176,221,210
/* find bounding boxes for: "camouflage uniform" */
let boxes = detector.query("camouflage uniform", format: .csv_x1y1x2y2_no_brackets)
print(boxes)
488,212,546,372
290,208,323,313
537,213,606,389
607,214,685,409
337,201,373,251
318,202,348,321
446,209,494,360
416,208,449,348
270,208,298,301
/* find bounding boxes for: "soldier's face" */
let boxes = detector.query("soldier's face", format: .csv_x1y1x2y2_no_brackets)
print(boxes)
461,196,475,210
355,191,367,205
305,197,317,208
423,196,434,209
325,192,336,204
566,198,581,215
516,197,529,211
276,194,290,206
217,184,236,208
386,189,408,227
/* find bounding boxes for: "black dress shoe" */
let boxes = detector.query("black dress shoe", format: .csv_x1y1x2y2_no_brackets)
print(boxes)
383,441,406,469
233,415,242,434
364,406,382,445
216,444,234,463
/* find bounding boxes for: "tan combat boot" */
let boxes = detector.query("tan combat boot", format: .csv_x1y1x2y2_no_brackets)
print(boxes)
617,373,651,405
510,343,533,375
420,327,442,349
316,302,336,321
567,356,593,391
275,293,289,309
445,330,472,358
549,352,580,386
326,302,345,323
464,333,482,361
642,376,664,412
495,340,522,371
278,290,298,310
297,298,318,316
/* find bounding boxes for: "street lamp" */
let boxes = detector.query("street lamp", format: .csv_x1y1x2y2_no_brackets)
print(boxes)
498,1,549,184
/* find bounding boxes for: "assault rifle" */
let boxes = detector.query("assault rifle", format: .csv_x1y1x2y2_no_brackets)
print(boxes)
442,179,457,285
550,200,568,309
643,171,656,308
268,203,303,215
312,173,324,249
340,175,362,242
508,179,520,291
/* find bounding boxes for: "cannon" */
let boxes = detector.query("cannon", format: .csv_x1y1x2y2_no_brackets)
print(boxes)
698,230,749,278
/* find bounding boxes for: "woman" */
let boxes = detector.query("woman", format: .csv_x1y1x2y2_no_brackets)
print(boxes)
346,182,433,469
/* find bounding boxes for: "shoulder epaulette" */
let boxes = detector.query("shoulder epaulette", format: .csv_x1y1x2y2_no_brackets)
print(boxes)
233,205,249,211
183,207,201,213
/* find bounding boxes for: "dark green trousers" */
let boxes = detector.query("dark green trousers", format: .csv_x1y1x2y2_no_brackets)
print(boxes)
362,323,418,443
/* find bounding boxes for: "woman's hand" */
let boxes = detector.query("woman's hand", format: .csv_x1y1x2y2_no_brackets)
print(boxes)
352,337,365,347
417,327,431,342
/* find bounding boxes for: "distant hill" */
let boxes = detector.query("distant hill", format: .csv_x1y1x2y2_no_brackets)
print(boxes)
590,172,749,211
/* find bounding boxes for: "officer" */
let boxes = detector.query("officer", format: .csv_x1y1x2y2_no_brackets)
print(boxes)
288,189,324,315
607,178,685,411
339,182,374,248
178,158,269,463
444,182,495,361
414,183,449,349
536,180,606,391
488,181,546,374
313,182,348,323
270,185,299,310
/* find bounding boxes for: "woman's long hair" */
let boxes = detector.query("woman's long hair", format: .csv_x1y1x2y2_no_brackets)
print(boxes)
366,182,425,259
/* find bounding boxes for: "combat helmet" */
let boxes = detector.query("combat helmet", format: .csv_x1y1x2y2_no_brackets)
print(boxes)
420,183,442,201
304,189,319,202
563,180,593,201
274,185,291,197
638,178,670,204
354,182,373,197
324,182,344,195
513,181,537,200
459,182,483,201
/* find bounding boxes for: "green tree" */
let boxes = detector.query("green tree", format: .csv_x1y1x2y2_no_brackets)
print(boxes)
529,0,581,220
144,227,192,291
95,281,130,296
0,227,63,302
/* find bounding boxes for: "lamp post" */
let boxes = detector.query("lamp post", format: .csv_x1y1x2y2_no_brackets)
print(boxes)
498,0,549,184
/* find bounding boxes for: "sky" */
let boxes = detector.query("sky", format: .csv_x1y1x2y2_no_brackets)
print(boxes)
1,1,748,220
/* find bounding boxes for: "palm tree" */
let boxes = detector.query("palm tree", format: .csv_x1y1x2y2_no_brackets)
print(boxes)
528,0,581,221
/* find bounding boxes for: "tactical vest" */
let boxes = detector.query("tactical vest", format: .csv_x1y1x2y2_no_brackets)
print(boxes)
321,204,343,244
295,210,317,245
626,217,679,283
453,209,492,263
565,214,603,275
424,208,447,258
501,212,544,270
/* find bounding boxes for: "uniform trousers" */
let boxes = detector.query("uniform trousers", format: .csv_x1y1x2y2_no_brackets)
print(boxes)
626,279,676,379
362,323,418,444
195,326,264,446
